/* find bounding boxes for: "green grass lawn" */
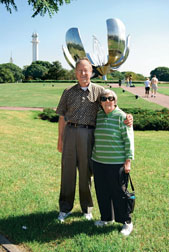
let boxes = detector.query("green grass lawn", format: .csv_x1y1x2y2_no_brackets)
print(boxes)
0,82,166,110
0,83,71,108
0,110,168,252
157,87,169,96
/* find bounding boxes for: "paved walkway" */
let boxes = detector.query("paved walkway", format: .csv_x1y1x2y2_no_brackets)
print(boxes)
0,234,24,252
111,84,169,109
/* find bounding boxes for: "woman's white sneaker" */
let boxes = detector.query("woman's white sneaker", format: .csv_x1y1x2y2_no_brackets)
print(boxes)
121,222,133,236
84,213,93,220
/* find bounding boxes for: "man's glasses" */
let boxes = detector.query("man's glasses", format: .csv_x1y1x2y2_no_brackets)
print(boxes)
100,96,115,102
77,70,90,74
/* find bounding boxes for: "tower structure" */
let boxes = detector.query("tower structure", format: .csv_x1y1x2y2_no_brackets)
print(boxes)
31,32,39,62
9,52,13,63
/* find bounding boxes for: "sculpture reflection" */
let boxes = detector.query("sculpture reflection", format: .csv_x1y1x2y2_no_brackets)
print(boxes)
62,18,130,78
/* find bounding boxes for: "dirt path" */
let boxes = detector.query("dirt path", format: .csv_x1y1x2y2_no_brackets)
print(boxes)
0,106,44,111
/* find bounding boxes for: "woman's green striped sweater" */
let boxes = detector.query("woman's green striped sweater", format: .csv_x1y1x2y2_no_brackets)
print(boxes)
92,106,134,164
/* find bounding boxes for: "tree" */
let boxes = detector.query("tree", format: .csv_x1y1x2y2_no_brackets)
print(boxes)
109,70,125,80
135,73,145,81
150,67,169,81
24,62,48,80
64,69,76,80
122,71,136,80
0,0,72,17
122,71,145,81
0,67,15,83
0,63,23,82
35,60,53,69
47,61,65,80
22,60,75,80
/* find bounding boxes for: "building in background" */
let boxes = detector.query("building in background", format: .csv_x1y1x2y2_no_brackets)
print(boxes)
31,33,39,62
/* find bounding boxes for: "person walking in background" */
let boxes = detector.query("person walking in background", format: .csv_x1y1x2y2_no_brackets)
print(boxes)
92,89,134,236
129,75,132,87
56,58,133,223
126,76,129,87
144,77,151,98
151,75,158,97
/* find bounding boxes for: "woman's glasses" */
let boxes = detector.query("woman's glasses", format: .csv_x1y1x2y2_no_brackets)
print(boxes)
100,96,115,102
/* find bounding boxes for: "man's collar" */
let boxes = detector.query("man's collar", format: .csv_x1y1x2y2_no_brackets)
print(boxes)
77,82,92,92
87,82,92,92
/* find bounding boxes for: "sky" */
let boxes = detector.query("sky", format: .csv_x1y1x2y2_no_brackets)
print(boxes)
0,0,169,77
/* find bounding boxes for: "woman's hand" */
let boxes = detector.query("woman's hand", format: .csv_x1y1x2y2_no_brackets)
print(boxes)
124,159,131,173
124,114,133,127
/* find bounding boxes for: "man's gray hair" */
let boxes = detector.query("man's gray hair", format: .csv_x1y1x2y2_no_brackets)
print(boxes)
100,89,118,105
75,57,92,69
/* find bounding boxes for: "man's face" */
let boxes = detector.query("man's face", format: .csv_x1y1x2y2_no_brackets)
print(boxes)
75,60,92,87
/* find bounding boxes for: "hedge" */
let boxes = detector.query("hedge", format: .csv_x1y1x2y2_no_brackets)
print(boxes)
38,108,169,131
122,108,169,130
23,79,117,84
38,108,59,122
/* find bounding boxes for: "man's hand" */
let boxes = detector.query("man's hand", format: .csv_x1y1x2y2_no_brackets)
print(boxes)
57,116,66,153
57,138,63,153
124,114,133,127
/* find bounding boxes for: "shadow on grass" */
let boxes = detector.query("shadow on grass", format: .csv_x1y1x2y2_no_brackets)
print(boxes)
0,211,121,244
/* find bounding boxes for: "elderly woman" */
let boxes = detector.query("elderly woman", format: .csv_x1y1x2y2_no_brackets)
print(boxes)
92,89,134,236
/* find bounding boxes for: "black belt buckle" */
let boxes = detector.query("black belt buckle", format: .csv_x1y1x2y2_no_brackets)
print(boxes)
68,122,94,129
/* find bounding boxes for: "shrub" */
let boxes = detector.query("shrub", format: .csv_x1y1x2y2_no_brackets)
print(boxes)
38,108,169,130
38,108,59,122
122,108,169,130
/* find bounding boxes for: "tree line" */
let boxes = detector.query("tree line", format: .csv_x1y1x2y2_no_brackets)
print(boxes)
0,61,75,83
0,60,169,83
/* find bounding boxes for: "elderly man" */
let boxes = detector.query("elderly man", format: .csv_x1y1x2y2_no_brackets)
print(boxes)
56,58,132,222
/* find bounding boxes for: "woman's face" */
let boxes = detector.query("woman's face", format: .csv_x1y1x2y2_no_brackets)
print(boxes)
100,94,116,114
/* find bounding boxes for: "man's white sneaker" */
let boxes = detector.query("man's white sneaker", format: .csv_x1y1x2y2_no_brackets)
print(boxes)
94,220,108,227
121,222,133,236
58,212,71,223
84,213,93,220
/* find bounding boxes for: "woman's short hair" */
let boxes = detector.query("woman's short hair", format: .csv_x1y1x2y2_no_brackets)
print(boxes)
100,89,118,105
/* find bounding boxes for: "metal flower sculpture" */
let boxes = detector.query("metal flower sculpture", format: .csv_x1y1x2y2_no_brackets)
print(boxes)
62,18,130,78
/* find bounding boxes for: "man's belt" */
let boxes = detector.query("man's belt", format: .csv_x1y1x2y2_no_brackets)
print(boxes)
67,122,95,129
